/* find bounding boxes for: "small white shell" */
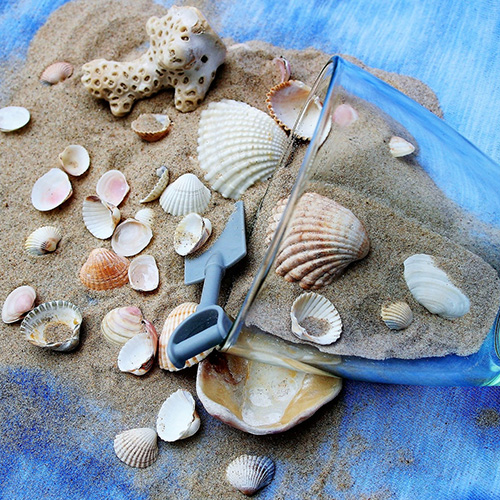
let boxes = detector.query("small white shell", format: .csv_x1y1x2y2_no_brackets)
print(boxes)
332,103,358,127
381,301,414,330
159,173,211,216
96,170,129,206
82,196,121,239
101,306,145,345
226,455,275,496
111,219,153,257
117,320,158,376
0,106,30,132
128,255,159,292
134,208,154,228
40,61,74,85
25,226,62,255
389,136,415,157
291,292,342,345
140,167,170,203
31,168,73,211
174,213,212,256
2,285,36,323
131,113,171,142
59,145,90,176
113,428,159,468
156,389,200,442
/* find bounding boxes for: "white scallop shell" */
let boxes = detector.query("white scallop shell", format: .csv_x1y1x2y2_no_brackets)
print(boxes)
131,113,171,142
290,292,342,345
31,168,73,211
40,61,73,85
20,300,82,352
156,389,200,442
403,254,470,319
140,167,170,203
174,213,212,256
128,255,159,292
82,196,120,239
101,306,145,345
111,219,153,257
25,226,62,255
96,170,129,206
197,99,288,199
2,285,36,323
389,136,415,157
134,208,154,228
0,106,30,132
59,145,90,176
226,455,275,496
113,428,158,468
381,301,414,330
159,173,211,216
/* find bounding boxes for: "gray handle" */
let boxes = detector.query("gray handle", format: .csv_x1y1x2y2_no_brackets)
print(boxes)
199,252,225,308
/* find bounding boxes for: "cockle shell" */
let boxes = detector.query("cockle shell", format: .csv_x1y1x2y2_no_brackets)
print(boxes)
20,300,82,352
197,99,288,199
131,113,171,142
80,248,130,291
159,173,211,216
117,320,158,375
101,306,145,345
40,61,74,85
156,389,200,442
134,208,154,228
389,136,415,157
174,213,212,256
0,106,30,132
128,255,159,292
291,292,342,345
31,168,73,211
82,196,121,239
59,145,90,176
267,192,370,290
140,166,170,203
96,170,130,206
25,226,62,255
381,301,414,330
114,428,159,468
111,219,153,257
403,254,470,319
2,285,36,323
226,455,275,496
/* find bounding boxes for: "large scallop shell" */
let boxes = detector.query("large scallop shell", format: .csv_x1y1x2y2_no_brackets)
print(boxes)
20,300,82,352
82,196,121,239
96,170,130,206
159,173,211,216
403,254,470,319
114,428,159,468
128,255,159,292
40,61,74,85
25,226,62,255
101,306,145,345
79,248,130,291
59,145,90,176
381,301,414,330
2,285,36,324
197,99,288,199
111,219,153,257
31,168,73,211
174,213,212,256
131,113,171,142
140,167,170,203
0,106,30,132
226,455,275,496
267,192,370,290
117,320,158,376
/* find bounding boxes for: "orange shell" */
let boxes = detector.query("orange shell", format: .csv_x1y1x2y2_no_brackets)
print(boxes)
40,61,74,85
80,248,130,290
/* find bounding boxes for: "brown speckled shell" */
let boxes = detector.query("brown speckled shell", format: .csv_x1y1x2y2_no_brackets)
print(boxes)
79,248,130,290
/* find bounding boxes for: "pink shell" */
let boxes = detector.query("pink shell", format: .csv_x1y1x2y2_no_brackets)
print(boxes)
40,62,74,85
96,170,130,206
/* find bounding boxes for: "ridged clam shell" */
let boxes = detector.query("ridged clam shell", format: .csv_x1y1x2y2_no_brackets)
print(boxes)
31,168,73,211
290,292,342,345
389,136,415,157
2,285,36,323
131,113,171,142
25,226,62,255
128,255,159,292
80,248,130,290
197,99,288,199
134,208,154,228
174,213,212,256
140,167,170,203
20,300,82,351
59,145,90,176
40,61,74,85
96,170,129,207
267,192,370,290
159,173,210,216
111,219,153,257
82,196,121,239
117,320,158,375
403,254,470,319
114,428,158,468
226,455,275,496
0,106,30,132
381,301,414,330
101,306,145,345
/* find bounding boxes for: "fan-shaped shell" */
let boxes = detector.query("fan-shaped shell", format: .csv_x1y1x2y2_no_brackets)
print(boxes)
111,219,153,257
140,167,170,203
128,255,159,292
0,106,30,132
389,136,415,157
174,213,212,256
101,306,144,345
20,300,82,352
25,226,62,255
403,254,470,319
40,61,74,85
381,301,414,330
226,455,275,496
134,208,154,228
59,145,90,176
197,99,288,199
117,320,158,376
267,192,370,290
96,170,130,206
31,168,73,211
159,173,211,216
131,113,171,142
2,285,36,323
114,428,158,468
80,248,130,290
82,196,120,239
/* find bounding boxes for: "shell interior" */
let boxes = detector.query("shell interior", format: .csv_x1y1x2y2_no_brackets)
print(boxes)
117,322,157,376
96,170,130,206
59,145,90,176
156,389,200,441
226,455,275,496
0,106,30,132
101,306,144,345
25,226,62,256
159,173,211,216
131,113,171,142
82,196,121,239
2,285,36,324
174,213,212,256
128,255,159,291
31,168,73,211
111,219,153,257
114,427,159,468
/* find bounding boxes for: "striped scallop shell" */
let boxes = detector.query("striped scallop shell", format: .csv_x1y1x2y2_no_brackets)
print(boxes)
267,192,370,290
25,226,62,255
101,306,144,345
159,173,210,216
82,196,120,239
381,301,414,330
79,248,129,290
197,99,288,199
113,428,158,468
226,455,275,495
140,167,170,203
40,61,74,85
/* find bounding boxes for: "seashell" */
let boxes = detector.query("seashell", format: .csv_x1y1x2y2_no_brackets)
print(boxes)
131,113,171,142
332,103,358,127
2,285,36,324
273,56,291,83
0,106,30,132
101,306,145,345
158,302,212,371
80,248,130,291
82,196,120,239
267,192,370,290
31,168,73,211
114,428,159,468
159,173,211,216
128,255,159,292
58,145,90,176
96,170,130,207
140,166,170,203
381,301,414,330
156,389,200,442
403,254,470,319
266,80,322,140
197,351,342,435
389,136,415,157
174,213,212,256
226,455,275,496
134,208,154,228
20,300,82,352
40,61,73,85
117,320,158,375
111,219,153,257
290,292,342,345
25,226,62,256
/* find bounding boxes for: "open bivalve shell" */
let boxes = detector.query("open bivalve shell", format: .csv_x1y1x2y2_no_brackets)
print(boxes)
403,254,470,319
0,106,30,132
197,99,288,199
96,170,129,207
82,196,120,239
174,213,212,256
128,255,159,292
59,145,90,176
131,113,171,142
159,173,211,216
291,292,342,345
40,61,73,85
156,389,200,442
20,300,82,352
140,166,170,203
381,301,414,330
197,352,342,435
31,168,73,211
2,285,36,324
114,427,158,468
101,306,146,345
25,226,62,255
80,248,130,290
111,219,153,257
226,455,275,496
117,320,158,375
